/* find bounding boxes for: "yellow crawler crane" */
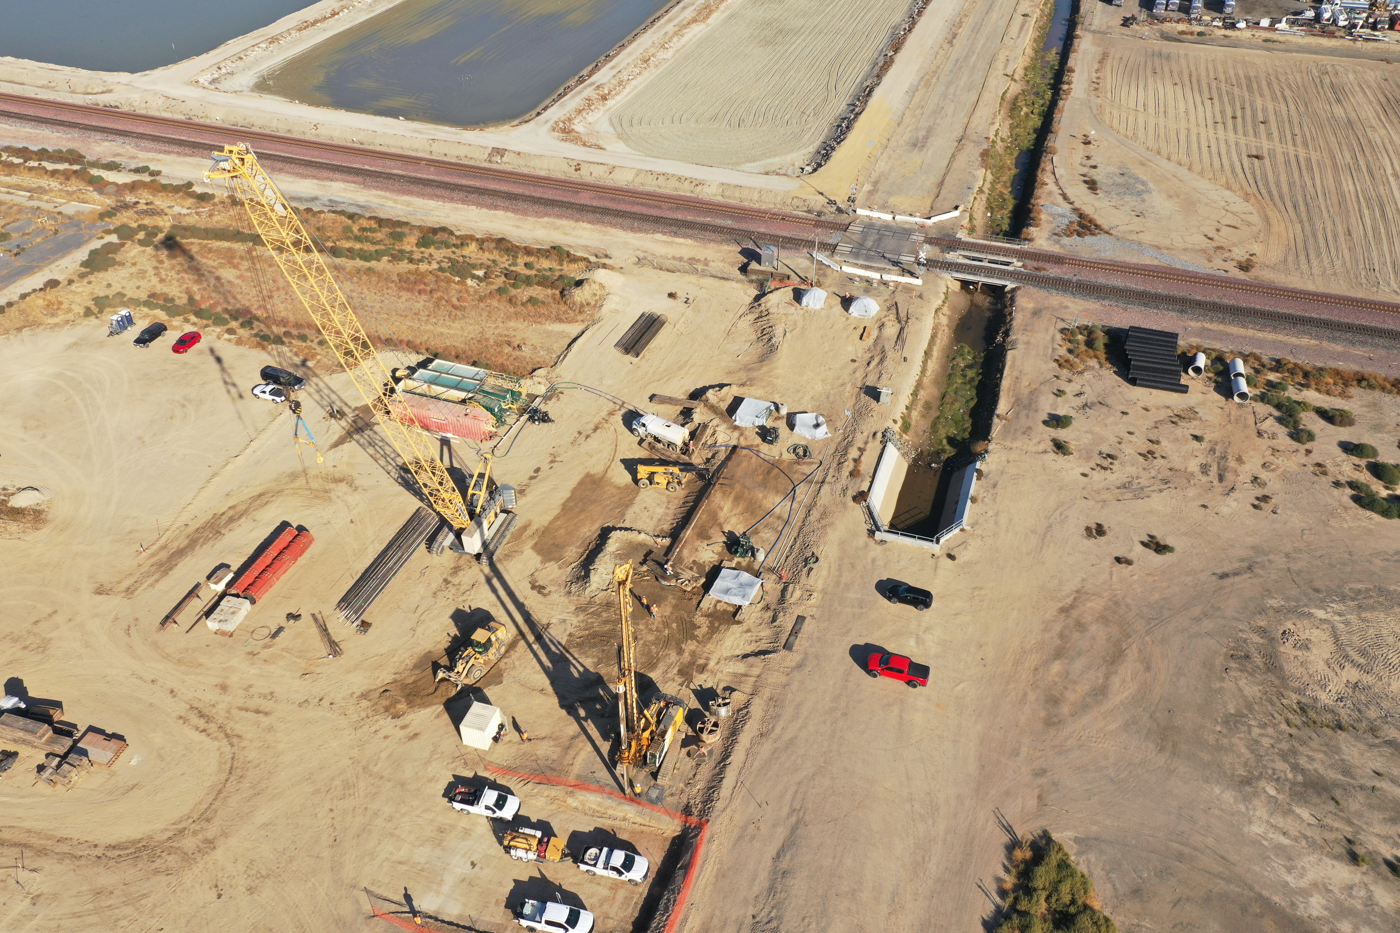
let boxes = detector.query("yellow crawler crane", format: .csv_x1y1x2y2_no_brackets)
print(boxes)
204,144,476,534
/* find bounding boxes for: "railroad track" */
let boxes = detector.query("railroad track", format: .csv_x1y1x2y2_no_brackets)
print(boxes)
933,236,1400,319
0,91,847,247
929,259,1400,342
4,91,1398,337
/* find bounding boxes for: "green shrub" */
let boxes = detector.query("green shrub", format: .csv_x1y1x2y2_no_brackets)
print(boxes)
1348,443,1378,459
1318,408,1356,427
1279,413,1301,430
1372,462,1400,486
1291,428,1315,444
496,285,510,297
1348,480,1376,497
1141,534,1175,554
211,314,229,327
1051,438,1073,456
1358,495,1400,519
994,834,1116,933
194,307,213,321
1044,414,1073,429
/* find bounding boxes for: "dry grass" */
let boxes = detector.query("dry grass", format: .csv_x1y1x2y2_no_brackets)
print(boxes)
1,151,604,376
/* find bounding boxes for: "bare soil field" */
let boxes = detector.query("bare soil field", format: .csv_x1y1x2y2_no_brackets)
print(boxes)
609,0,918,172
1051,31,1400,296
679,290,1400,932
0,133,941,931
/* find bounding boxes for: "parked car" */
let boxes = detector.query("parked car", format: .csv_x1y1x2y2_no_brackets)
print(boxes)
867,652,930,688
251,384,290,404
577,846,649,885
260,365,307,391
514,899,593,933
132,322,167,348
885,583,932,611
447,784,521,820
172,331,202,354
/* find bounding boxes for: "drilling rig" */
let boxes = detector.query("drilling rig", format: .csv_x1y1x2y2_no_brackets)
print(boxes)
613,562,684,792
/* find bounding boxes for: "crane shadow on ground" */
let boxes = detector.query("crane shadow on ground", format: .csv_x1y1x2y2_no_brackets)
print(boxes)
481,557,623,792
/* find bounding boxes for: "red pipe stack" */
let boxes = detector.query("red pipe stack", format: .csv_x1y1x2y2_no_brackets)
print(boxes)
228,526,297,594
241,531,314,604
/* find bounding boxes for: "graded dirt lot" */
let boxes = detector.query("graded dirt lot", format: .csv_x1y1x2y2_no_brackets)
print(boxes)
680,291,1400,933
585,0,918,172
1044,21,1400,297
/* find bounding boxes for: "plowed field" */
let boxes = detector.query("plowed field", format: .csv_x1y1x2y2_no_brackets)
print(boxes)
610,0,916,171
1095,41,1400,296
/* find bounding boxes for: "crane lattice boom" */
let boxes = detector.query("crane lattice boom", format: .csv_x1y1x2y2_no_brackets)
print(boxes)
205,144,471,529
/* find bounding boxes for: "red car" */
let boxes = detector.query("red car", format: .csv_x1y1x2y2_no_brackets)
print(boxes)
867,652,930,688
172,331,202,354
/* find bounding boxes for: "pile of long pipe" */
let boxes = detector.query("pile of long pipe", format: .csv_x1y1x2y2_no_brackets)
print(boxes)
229,526,297,595
335,507,438,624
242,531,314,603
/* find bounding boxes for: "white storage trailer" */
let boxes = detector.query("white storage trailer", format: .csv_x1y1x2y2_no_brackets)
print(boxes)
459,700,504,749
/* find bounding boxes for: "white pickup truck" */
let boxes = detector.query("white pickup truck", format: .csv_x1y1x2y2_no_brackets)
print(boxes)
447,784,520,820
578,846,650,885
514,898,594,933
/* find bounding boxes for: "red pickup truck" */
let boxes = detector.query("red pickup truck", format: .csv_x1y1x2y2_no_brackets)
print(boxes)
867,652,930,688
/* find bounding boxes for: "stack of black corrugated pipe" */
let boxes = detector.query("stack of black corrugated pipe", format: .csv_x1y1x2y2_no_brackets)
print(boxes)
335,507,439,625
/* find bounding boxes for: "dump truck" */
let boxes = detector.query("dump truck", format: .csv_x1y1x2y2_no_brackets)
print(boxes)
434,618,509,686
503,827,567,864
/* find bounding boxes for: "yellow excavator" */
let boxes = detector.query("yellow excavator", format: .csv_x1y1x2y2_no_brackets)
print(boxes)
613,561,684,791
204,144,507,553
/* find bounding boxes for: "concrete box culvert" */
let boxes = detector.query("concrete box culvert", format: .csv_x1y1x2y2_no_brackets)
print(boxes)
1231,375,1250,402
1188,352,1206,377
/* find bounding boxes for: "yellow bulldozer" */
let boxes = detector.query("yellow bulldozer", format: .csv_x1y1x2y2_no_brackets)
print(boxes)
434,618,509,687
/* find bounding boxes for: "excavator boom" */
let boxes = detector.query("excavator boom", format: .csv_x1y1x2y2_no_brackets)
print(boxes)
205,144,471,529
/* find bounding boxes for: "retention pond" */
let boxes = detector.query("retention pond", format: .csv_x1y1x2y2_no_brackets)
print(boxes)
0,1,317,73
258,0,673,127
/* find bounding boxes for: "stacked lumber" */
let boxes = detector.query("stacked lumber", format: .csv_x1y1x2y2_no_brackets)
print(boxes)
0,712,74,755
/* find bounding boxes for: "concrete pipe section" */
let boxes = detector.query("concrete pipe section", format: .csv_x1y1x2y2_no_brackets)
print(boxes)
1188,352,1206,377
1228,357,1247,379
1231,375,1250,402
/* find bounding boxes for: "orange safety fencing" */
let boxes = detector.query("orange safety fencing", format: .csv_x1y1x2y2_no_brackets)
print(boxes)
483,764,709,933
369,907,428,931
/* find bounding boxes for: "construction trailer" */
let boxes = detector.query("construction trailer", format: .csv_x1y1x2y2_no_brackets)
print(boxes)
458,700,505,750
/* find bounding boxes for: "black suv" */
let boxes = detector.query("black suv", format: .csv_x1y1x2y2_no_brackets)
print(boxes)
132,322,167,348
886,583,932,611
260,365,307,391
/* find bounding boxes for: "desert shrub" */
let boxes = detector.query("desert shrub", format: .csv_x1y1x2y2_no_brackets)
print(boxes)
1372,462,1400,486
1044,414,1073,429
1318,408,1356,427
1358,495,1400,519
1052,438,1074,456
1279,413,1301,430
1348,443,1379,459
1291,428,1315,444
994,834,1116,933
1141,534,1175,555
211,314,229,327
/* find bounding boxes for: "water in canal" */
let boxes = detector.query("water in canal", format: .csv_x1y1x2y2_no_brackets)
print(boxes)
258,0,672,127
0,1,317,73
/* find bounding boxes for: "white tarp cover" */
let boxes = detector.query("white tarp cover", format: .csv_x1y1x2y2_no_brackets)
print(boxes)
798,287,827,308
732,398,777,427
790,412,832,439
710,569,763,606
846,296,880,318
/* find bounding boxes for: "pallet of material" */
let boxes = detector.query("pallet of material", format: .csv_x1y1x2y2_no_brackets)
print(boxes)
74,728,128,766
0,713,74,754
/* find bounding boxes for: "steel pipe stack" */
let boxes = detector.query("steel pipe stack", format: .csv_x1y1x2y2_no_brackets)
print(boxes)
335,507,439,625
229,525,298,594
242,531,314,603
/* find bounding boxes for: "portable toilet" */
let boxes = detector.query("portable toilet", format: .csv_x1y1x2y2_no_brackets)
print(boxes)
459,700,504,750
